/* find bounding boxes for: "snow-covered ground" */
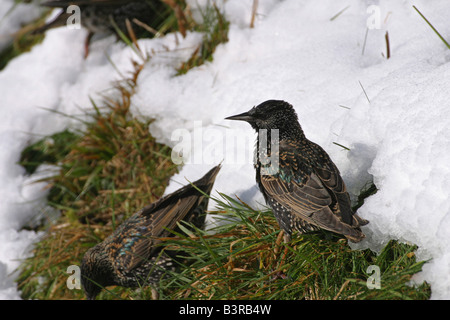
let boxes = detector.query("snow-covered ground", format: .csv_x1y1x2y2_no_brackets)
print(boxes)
0,0,449,299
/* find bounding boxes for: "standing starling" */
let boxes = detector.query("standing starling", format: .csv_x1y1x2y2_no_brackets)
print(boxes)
33,0,169,56
226,100,368,242
80,165,221,300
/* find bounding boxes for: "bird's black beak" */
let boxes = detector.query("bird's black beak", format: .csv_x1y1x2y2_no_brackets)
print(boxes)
225,111,254,122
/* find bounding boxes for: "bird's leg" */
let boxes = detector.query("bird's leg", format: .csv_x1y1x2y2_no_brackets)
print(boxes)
84,31,94,59
271,230,290,280
273,230,284,257
279,233,290,276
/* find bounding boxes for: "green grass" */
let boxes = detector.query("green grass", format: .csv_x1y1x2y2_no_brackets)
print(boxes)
13,1,430,301
413,5,450,50
16,114,431,301
66,189,429,300
176,3,229,75
19,130,78,175
144,194,430,300
14,0,233,300
17,186,432,300
0,8,47,70
16,59,179,300
15,88,430,300
16,103,179,300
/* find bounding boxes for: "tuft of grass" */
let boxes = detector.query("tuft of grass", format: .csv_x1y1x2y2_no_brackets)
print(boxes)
14,1,230,300
16,59,179,300
151,193,431,300
19,130,78,175
0,11,47,70
161,0,195,37
17,125,430,300
176,3,229,75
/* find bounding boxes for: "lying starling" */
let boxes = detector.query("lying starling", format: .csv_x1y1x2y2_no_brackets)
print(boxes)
33,0,169,56
80,165,221,300
226,100,368,242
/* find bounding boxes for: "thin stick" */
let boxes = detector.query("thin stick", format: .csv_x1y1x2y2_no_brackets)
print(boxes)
330,5,350,21
334,279,351,300
125,18,140,52
250,0,259,28
333,142,350,151
132,18,159,36
362,27,369,55
359,80,370,104
385,31,390,59
413,5,450,50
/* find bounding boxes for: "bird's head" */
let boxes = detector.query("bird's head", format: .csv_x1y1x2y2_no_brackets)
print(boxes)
80,245,112,300
226,100,304,140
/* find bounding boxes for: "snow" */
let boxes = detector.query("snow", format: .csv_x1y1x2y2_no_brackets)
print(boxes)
1,0,450,299
0,0,43,51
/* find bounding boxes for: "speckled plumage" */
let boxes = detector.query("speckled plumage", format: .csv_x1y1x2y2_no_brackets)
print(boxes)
226,100,368,242
80,165,221,300
33,0,168,56
36,0,167,35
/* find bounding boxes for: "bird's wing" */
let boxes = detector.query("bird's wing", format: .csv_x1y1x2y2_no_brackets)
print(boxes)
260,142,363,239
314,163,353,225
111,165,221,271
261,170,331,216
314,154,368,227
118,195,201,271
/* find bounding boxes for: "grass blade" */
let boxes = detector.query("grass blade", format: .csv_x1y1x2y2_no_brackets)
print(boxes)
413,5,450,50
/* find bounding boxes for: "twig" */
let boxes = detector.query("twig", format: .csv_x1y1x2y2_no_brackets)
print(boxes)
413,5,450,50
333,142,351,151
334,279,351,300
358,80,370,103
385,31,390,59
361,27,369,55
132,18,159,36
250,0,259,28
330,5,350,21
